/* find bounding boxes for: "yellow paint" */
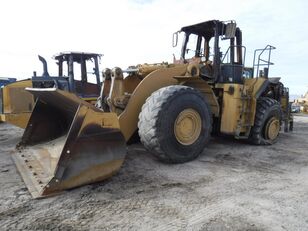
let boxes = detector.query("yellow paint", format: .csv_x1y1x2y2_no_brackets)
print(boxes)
266,117,280,140
175,76,219,116
2,80,33,114
1,113,31,129
244,78,267,125
0,80,33,128
119,65,188,141
42,159,124,198
220,84,244,134
1,79,99,128
174,108,202,145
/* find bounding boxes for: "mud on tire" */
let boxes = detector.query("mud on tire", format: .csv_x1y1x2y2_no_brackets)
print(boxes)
138,85,212,163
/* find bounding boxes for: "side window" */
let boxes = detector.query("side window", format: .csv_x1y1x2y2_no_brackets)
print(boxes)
185,35,207,60
172,32,185,61
185,34,198,59
220,38,242,64
73,63,82,81
207,38,215,62
86,58,98,84
220,38,232,64
61,61,68,77
199,36,206,60
73,58,97,83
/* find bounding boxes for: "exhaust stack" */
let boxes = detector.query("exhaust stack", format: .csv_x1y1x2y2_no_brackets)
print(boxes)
38,55,50,77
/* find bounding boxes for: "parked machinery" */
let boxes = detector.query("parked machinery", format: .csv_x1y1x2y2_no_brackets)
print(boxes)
0,77,16,87
0,52,102,128
294,91,308,112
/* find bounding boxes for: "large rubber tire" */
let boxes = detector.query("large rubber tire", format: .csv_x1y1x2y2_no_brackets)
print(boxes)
138,85,212,163
249,97,282,145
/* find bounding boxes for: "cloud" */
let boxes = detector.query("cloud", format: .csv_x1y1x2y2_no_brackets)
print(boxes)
0,0,307,94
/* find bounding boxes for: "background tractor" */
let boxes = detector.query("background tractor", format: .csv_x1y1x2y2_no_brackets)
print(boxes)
0,52,102,128
0,77,16,87
12,20,293,198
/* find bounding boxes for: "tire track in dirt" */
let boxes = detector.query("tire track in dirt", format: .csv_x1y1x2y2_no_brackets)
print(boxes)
0,116,308,230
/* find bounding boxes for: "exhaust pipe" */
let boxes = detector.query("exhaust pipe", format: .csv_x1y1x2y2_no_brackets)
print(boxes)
38,55,50,77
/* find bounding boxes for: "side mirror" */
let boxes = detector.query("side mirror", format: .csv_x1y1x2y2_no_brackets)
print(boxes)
172,32,179,47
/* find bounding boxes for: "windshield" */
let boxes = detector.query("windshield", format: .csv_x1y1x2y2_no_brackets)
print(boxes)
177,33,213,62
184,34,205,60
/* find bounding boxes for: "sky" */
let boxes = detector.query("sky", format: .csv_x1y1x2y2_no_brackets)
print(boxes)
0,0,307,95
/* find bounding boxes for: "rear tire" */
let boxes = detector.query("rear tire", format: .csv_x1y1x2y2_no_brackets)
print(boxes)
249,97,282,145
138,85,212,163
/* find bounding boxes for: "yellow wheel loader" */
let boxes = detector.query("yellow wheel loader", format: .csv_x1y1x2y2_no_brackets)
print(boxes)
0,52,102,128
13,20,293,198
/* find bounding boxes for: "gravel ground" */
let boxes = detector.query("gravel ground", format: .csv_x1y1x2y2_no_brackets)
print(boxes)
0,114,307,230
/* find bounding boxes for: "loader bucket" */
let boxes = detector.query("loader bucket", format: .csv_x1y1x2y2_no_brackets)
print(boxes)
12,88,126,198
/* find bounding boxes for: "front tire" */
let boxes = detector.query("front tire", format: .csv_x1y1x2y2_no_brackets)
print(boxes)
138,85,212,163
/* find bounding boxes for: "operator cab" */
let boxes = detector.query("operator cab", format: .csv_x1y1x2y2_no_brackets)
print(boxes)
32,52,102,98
173,20,247,84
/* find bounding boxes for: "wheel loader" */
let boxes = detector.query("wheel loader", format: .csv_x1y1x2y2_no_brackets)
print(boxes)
12,20,293,198
0,52,102,128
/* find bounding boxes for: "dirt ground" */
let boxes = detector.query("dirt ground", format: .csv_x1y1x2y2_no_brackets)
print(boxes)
0,115,307,231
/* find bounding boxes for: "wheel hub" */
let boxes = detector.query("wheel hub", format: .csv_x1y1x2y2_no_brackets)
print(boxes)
265,117,280,140
174,108,202,145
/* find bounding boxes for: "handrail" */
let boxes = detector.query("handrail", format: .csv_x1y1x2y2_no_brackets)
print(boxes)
253,45,276,77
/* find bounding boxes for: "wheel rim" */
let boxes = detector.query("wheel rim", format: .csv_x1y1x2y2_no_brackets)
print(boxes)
174,108,202,145
265,117,280,140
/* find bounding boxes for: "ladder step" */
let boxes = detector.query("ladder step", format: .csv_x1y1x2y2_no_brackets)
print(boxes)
236,123,251,128
235,135,250,139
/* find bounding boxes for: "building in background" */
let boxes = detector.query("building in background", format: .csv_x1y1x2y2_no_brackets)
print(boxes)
293,89,308,112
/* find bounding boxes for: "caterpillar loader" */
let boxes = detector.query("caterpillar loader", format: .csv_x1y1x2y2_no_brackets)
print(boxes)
13,20,293,198
0,52,102,128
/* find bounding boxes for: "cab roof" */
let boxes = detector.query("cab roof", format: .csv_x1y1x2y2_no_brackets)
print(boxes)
180,20,225,40
53,52,102,62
